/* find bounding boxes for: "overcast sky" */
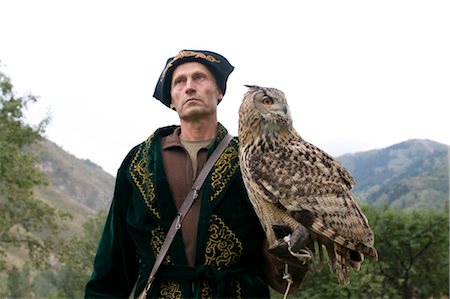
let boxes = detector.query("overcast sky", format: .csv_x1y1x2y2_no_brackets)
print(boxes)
1,0,449,176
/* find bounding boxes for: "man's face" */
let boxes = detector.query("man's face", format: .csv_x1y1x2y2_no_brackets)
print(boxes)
170,62,223,121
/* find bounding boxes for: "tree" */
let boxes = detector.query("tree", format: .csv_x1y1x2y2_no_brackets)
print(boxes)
57,211,107,297
0,64,71,270
28,211,107,298
369,206,449,298
6,265,31,298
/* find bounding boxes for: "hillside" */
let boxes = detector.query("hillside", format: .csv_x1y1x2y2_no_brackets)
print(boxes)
35,139,115,230
338,139,449,210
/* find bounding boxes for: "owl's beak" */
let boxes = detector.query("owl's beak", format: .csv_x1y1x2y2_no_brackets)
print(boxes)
273,103,288,115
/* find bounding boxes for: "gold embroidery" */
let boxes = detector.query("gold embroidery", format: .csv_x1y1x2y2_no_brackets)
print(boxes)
129,134,160,219
230,279,242,299
209,145,240,201
161,50,221,81
216,124,227,141
150,226,171,264
201,215,243,297
199,280,241,299
204,215,243,266
159,281,182,299
200,281,213,299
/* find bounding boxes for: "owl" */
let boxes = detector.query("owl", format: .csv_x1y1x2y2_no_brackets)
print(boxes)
238,85,378,284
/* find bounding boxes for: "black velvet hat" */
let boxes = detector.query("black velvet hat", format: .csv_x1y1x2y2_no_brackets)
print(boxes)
153,50,234,107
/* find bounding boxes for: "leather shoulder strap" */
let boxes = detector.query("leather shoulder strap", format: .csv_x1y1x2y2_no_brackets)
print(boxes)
138,133,233,298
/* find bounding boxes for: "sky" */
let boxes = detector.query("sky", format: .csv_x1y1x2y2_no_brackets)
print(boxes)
1,0,449,176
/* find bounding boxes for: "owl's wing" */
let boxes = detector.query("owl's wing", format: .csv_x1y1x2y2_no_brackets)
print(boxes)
246,136,355,205
245,136,377,256
306,192,375,247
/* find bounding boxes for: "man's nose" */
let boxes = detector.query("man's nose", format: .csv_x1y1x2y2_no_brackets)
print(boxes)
185,78,195,93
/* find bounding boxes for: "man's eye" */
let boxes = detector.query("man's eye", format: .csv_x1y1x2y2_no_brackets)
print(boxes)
194,74,205,80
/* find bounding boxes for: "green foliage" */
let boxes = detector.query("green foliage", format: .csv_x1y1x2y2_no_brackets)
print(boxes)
0,66,71,270
6,265,31,298
31,267,76,298
271,206,449,299
0,272,7,298
0,212,106,298
369,206,449,298
24,211,107,298
57,211,106,297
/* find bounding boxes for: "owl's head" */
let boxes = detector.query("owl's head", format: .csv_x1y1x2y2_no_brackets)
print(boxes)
239,85,292,137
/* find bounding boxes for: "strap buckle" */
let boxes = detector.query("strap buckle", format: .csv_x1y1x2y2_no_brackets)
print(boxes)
192,187,200,199
175,213,182,230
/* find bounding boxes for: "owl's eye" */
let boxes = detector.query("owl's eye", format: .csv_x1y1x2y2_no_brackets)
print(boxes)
262,97,274,105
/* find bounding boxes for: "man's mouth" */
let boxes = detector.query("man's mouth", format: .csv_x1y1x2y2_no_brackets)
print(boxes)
185,98,200,104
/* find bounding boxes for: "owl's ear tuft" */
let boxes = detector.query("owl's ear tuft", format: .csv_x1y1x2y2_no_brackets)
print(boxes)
244,84,260,90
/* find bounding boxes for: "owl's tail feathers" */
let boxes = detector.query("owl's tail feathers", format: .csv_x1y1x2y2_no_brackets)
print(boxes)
316,240,363,285
335,246,352,285
331,243,357,285
333,244,380,285
309,231,378,284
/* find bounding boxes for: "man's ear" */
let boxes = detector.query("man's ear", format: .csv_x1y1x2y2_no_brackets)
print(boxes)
217,91,224,104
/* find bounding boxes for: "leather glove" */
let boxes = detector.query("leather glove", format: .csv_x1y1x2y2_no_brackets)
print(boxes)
267,224,312,268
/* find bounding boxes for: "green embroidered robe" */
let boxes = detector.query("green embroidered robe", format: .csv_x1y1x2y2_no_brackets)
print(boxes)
85,124,270,298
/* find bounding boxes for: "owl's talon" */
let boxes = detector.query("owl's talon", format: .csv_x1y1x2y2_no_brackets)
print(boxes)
285,235,314,265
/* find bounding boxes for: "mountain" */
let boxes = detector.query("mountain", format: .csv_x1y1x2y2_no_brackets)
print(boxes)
35,139,115,231
337,139,449,210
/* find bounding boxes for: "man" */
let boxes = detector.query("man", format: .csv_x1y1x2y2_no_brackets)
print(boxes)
85,50,309,298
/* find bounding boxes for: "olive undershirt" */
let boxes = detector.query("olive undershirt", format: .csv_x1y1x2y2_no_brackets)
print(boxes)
180,139,214,179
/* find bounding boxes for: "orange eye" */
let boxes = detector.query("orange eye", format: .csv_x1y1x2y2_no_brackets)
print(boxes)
262,97,273,105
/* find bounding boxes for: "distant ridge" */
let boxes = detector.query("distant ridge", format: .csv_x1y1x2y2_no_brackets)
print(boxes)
337,139,449,210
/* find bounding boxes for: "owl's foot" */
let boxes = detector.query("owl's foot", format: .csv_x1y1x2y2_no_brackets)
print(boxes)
284,235,314,265
268,224,314,269
285,235,326,272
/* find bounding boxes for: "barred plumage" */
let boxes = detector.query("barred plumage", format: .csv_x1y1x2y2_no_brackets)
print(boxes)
238,85,378,284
